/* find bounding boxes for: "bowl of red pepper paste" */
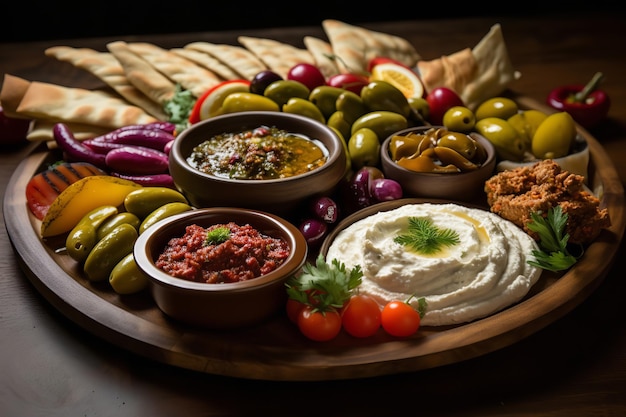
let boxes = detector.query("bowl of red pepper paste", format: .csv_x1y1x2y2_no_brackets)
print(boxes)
134,207,308,329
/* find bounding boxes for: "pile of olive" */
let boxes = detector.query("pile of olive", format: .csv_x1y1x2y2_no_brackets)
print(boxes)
388,127,488,173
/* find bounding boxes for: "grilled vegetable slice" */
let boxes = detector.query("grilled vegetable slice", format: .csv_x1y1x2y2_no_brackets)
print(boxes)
25,162,106,220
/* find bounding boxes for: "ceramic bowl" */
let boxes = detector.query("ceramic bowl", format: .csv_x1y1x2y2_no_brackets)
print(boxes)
133,207,308,329
380,126,497,202
168,111,347,217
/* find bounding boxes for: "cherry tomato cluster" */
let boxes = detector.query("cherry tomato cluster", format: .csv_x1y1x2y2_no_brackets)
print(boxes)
288,293,423,342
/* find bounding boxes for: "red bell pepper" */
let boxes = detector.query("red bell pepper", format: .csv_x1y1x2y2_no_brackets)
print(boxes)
547,72,610,129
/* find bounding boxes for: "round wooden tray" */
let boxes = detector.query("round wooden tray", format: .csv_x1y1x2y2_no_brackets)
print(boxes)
4,97,625,381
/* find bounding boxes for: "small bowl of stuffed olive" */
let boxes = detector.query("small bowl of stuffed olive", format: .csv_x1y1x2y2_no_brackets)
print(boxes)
380,126,496,203
133,207,308,329
169,111,347,217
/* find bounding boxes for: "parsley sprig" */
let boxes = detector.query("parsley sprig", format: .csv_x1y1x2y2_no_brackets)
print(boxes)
285,254,363,312
163,84,195,134
394,217,460,255
205,226,230,246
526,206,580,272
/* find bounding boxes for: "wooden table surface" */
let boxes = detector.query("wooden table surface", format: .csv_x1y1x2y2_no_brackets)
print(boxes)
1,12,625,416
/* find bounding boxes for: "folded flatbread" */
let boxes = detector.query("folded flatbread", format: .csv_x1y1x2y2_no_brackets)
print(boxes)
417,48,477,97
28,120,110,143
170,48,238,81
44,46,167,119
125,42,222,98
184,41,266,80
303,36,340,79
107,41,177,105
237,36,315,79
0,73,31,118
322,19,420,74
463,24,521,110
14,79,158,129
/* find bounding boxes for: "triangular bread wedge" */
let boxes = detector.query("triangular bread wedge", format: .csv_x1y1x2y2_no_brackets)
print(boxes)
237,36,315,79
184,42,266,80
44,46,167,119
303,36,340,79
107,41,177,105
322,19,420,74
170,48,238,81
125,42,222,98
15,79,158,129
463,24,521,110
416,48,477,97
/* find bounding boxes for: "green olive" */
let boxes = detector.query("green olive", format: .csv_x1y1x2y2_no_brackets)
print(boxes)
351,111,408,141
442,106,476,132
361,80,411,117
264,80,310,108
97,211,141,241
507,109,548,149
309,86,345,119
220,92,280,114
531,111,577,159
109,253,149,295
124,187,188,219
475,97,519,120
408,97,430,122
65,205,118,263
437,131,477,160
139,202,192,234
348,127,381,170
282,97,326,124
327,111,352,141
328,126,352,175
335,90,368,124
475,117,526,161
83,223,138,282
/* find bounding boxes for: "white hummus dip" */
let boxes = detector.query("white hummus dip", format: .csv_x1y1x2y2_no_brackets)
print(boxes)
325,203,542,326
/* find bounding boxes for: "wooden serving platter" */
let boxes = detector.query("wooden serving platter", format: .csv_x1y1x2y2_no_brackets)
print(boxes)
4,97,625,381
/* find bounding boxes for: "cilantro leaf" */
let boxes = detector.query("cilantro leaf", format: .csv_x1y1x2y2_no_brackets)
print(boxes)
526,206,580,272
163,84,195,134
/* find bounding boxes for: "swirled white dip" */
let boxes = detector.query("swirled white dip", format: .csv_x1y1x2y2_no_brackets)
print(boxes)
325,203,542,326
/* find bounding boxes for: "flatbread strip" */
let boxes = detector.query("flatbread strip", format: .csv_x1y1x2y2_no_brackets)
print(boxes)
170,48,239,81
28,120,110,144
237,36,315,79
303,36,340,79
44,46,167,120
184,42,266,80
107,41,177,105
9,76,157,129
322,19,420,74
125,42,222,98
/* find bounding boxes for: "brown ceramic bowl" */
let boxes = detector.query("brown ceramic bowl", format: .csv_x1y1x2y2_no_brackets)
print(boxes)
380,126,496,202
168,111,347,216
133,207,308,329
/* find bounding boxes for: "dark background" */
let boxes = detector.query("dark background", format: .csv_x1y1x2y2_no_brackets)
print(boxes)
3,2,624,43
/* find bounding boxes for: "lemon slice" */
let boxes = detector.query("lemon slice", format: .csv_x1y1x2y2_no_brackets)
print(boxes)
370,62,425,99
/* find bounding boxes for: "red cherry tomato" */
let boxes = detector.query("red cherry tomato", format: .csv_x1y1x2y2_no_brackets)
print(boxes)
426,87,464,126
297,306,342,342
326,73,369,95
381,300,421,337
287,63,326,91
341,294,382,338
286,298,305,323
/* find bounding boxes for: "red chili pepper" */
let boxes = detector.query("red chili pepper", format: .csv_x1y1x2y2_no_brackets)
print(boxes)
546,72,610,129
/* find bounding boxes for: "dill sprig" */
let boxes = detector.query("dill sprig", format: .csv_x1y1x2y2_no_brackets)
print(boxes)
394,217,460,255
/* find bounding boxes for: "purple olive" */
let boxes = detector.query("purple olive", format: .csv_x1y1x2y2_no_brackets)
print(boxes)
249,70,283,95
349,166,385,209
370,178,403,202
310,196,339,223
299,218,328,247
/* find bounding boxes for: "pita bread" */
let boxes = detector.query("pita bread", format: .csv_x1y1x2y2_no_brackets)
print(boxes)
303,36,340,79
416,48,477,97
28,120,110,143
15,80,158,129
238,36,315,79
462,24,521,110
0,74,32,118
125,42,222,98
44,46,167,119
184,42,266,80
322,19,420,74
107,41,177,105
170,48,238,81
